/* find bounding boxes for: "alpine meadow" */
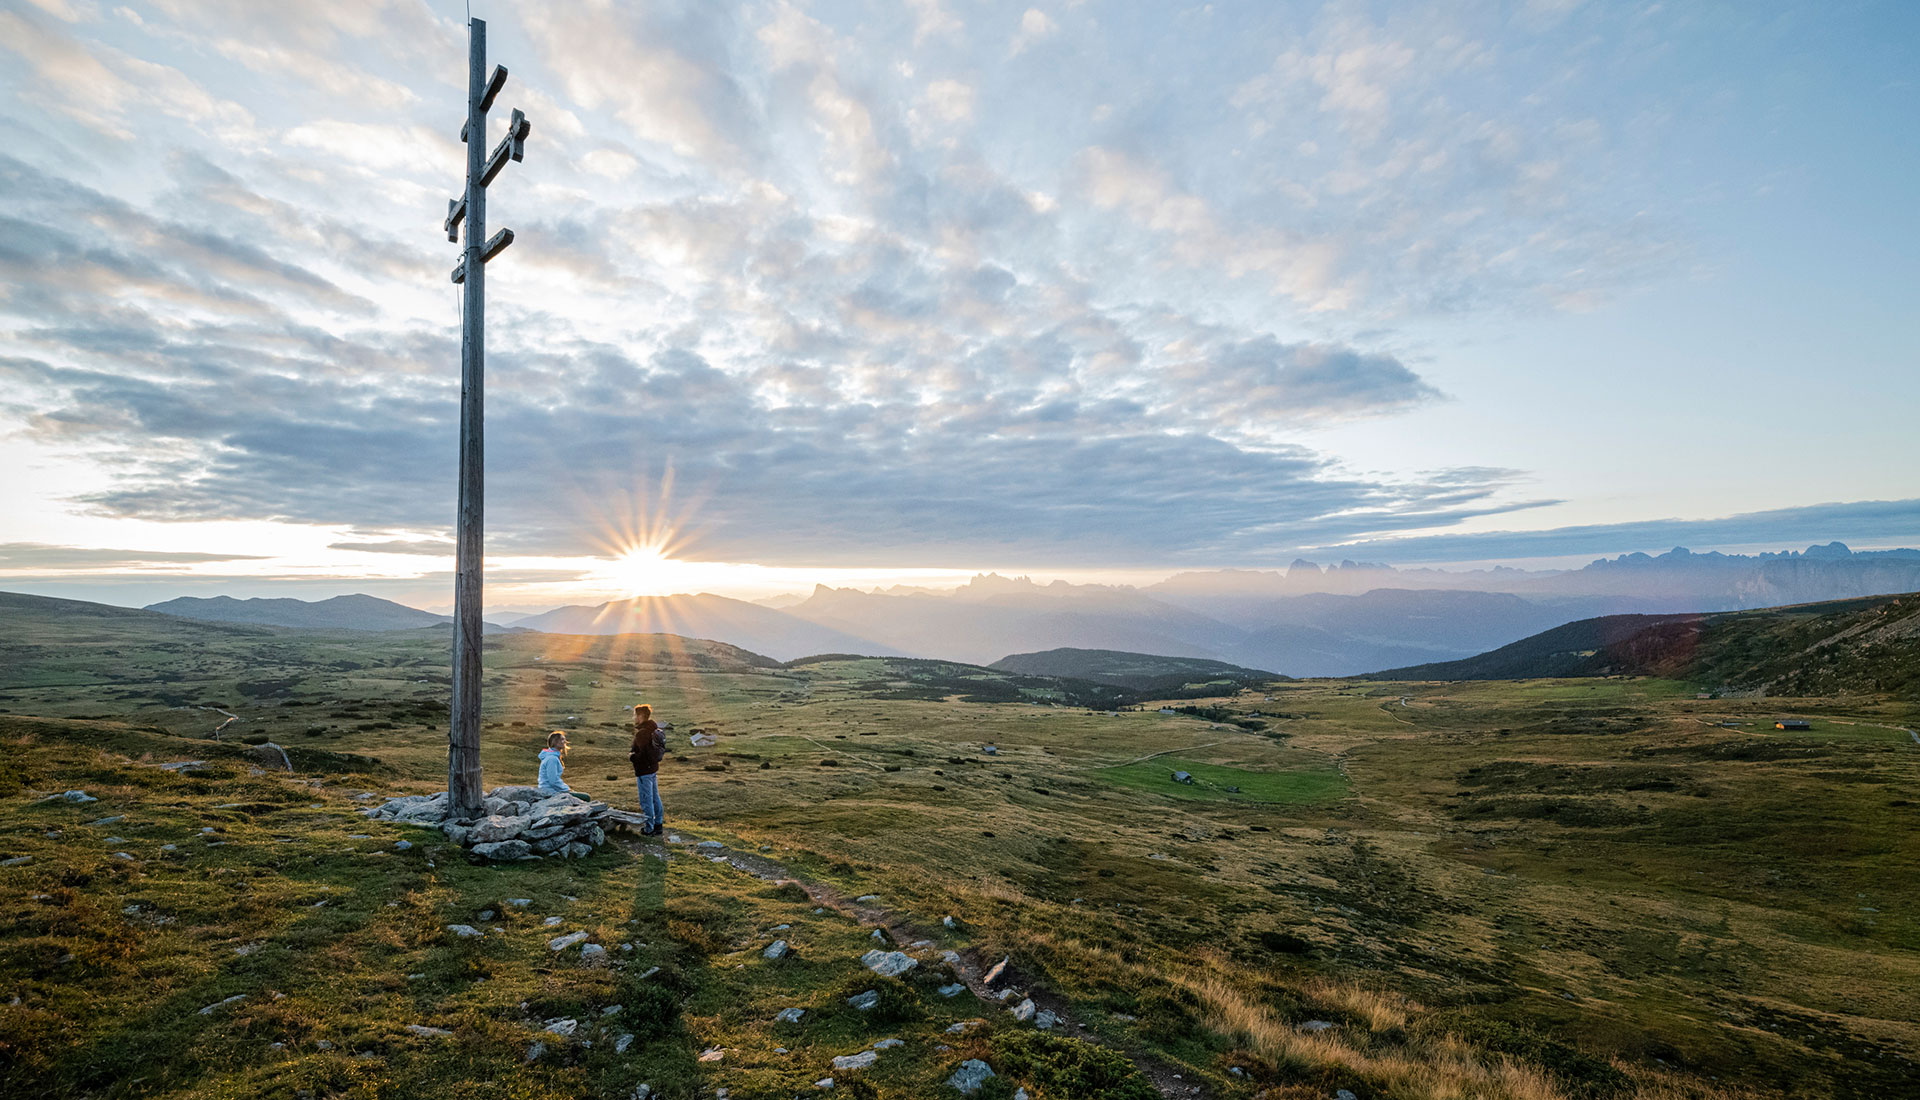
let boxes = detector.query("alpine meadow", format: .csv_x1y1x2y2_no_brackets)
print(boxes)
1,3,1916,1100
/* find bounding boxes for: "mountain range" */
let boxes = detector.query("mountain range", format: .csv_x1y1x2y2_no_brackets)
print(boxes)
135,543,1920,676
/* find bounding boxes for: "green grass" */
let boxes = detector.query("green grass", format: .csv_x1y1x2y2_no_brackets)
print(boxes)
1094,757,1348,804
4,597,1919,1099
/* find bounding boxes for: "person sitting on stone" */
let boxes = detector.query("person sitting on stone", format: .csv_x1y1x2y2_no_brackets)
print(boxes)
536,731,587,800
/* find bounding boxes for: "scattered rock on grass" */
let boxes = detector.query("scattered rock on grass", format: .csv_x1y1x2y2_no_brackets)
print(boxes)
548,931,589,952
764,939,790,960
860,949,916,977
1009,999,1035,1022
447,924,483,938
199,994,246,1015
847,990,879,1011
947,1059,996,1094
580,943,607,966
983,957,1009,984
1299,1019,1334,1033
699,1047,725,1062
832,1050,877,1071
405,1025,453,1038
615,1033,635,1054
543,1018,578,1037
775,1008,806,1023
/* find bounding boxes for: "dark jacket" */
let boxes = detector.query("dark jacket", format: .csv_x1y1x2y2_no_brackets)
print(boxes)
629,721,664,776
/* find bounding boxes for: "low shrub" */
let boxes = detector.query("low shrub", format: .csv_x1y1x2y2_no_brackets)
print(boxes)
989,1029,1158,1100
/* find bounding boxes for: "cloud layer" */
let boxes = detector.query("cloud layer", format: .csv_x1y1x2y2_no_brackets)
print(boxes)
0,0,1855,572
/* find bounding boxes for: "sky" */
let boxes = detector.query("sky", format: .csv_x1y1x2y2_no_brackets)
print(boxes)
1,0,1916,610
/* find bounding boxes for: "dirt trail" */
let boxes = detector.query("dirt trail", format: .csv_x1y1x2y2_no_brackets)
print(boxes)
612,827,1212,1099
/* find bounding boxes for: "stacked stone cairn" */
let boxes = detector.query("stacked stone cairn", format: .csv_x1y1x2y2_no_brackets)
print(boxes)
363,786,610,862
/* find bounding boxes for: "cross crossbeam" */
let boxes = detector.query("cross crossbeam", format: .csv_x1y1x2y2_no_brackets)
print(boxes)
444,18,530,820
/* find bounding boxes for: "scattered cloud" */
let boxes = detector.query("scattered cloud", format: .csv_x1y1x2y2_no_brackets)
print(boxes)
1,0,1866,583
0,542,270,570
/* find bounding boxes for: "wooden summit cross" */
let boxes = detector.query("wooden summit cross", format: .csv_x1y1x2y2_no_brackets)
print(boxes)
444,17,530,818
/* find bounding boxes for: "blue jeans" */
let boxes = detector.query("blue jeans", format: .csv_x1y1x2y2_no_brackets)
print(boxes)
635,773,663,830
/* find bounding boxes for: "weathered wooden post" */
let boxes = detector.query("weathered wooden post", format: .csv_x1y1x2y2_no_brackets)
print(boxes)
444,16,530,818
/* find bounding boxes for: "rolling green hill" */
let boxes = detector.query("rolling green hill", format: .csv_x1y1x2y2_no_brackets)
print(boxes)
988,648,1280,694
1366,592,1920,697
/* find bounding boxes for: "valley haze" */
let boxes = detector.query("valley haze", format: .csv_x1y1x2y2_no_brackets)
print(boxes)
132,542,1920,677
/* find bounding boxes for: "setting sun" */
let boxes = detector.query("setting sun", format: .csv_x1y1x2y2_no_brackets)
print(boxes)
602,543,677,596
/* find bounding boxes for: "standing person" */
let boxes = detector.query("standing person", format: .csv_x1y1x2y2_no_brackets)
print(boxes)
537,730,586,799
629,704,666,836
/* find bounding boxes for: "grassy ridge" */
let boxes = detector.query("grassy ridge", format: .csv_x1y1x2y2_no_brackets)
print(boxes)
1368,592,1920,698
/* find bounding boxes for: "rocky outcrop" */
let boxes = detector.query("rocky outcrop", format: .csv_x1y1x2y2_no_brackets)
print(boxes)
363,788,611,863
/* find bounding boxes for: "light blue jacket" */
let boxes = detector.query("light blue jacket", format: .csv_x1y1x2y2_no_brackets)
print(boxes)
537,747,570,792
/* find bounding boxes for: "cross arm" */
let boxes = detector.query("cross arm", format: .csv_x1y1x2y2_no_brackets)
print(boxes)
444,196,467,243
478,108,532,187
480,65,509,113
450,227,515,283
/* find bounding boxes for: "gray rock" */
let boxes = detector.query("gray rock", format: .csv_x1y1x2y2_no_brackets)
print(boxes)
543,916,564,927
860,949,916,977
405,1024,453,1038
1299,1020,1335,1032
815,1078,833,1090
947,1059,996,1094
544,1018,578,1036
588,824,605,846
199,994,246,1015
1034,1009,1057,1029
441,821,473,846
775,1007,805,1023
446,924,483,938
1,856,30,867
938,983,966,997
580,943,607,966
983,956,1009,984
470,838,534,861
696,840,724,850
478,910,495,921
548,931,590,952
946,1020,982,1033
832,1050,877,1071
846,990,880,1011
393,840,412,851
527,796,596,831
614,1032,635,1054
487,785,546,805
524,1041,546,1062
87,815,125,826
942,915,956,928
565,842,594,859
61,790,98,803
1009,999,1036,1022
507,898,531,907
1337,1092,1358,1100
764,939,790,960
873,1038,904,1050
465,814,530,845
